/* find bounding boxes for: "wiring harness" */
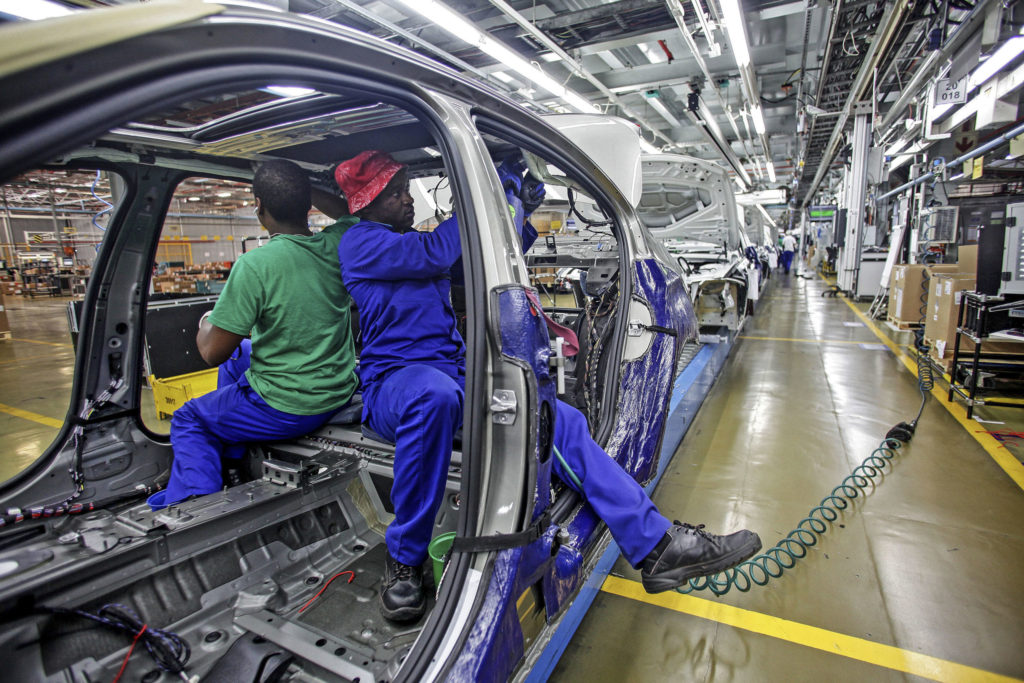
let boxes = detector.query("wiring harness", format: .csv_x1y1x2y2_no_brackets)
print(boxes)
44,603,192,682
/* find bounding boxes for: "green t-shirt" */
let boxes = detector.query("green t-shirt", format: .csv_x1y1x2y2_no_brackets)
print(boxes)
208,217,358,415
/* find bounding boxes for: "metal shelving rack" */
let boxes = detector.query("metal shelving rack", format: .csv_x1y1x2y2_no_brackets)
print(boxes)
947,292,1024,419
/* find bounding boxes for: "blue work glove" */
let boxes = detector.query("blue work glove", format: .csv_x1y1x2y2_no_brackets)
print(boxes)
519,173,545,216
496,154,527,195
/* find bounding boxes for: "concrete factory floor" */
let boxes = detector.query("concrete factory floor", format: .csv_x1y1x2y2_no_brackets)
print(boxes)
553,273,1024,683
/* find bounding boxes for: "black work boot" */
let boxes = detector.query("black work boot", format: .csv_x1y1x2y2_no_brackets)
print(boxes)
640,522,762,594
380,552,426,622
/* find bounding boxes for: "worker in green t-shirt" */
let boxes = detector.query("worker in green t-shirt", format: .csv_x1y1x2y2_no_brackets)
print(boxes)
151,159,358,509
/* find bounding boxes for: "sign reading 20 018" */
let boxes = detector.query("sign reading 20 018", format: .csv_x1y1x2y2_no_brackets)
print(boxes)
934,77,966,105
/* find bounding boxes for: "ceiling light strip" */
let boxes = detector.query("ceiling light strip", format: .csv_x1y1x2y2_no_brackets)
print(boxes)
396,0,601,115
483,0,675,148
330,0,493,84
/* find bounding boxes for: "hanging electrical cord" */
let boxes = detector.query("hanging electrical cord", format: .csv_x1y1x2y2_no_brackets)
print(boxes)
676,437,904,596
566,188,613,234
42,603,192,682
0,377,125,528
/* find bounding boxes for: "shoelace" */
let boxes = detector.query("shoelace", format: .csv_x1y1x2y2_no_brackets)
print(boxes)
677,521,713,539
388,559,416,585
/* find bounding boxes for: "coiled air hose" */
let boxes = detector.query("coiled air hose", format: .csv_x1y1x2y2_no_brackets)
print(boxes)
677,273,938,596
677,437,904,596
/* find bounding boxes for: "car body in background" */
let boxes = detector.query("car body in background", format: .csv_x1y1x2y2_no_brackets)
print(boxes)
637,154,760,334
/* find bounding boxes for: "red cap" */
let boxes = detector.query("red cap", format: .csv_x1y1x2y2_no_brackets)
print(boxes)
334,150,405,214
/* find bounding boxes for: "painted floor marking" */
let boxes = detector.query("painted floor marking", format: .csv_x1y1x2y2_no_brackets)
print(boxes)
0,402,62,428
820,275,1024,493
10,337,73,348
602,576,1023,683
0,353,64,366
738,335,879,345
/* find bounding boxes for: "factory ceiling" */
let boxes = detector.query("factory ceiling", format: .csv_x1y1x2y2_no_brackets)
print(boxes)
0,0,1010,218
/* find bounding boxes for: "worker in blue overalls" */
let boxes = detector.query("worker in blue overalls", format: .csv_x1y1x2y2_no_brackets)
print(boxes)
151,160,358,509
333,151,761,622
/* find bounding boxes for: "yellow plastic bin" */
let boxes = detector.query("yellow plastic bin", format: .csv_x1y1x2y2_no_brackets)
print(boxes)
428,531,456,589
149,367,219,419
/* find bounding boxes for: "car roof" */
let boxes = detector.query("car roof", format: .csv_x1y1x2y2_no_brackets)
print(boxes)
0,3,565,181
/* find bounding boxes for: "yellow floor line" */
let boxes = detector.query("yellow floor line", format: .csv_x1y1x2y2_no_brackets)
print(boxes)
10,337,73,348
739,335,880,345
0,402,62,428
819,275,1024,493
0,352,64,366
602,576,1022,683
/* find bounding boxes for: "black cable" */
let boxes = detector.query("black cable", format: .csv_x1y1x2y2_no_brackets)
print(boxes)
566,188,612,234
43,604,191,678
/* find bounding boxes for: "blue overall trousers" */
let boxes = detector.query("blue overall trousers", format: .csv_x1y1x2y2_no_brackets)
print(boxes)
365,369,671,568
162,340,337,506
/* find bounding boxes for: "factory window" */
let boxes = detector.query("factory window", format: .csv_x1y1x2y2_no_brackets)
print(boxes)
139,176,262,434
0,167,124,484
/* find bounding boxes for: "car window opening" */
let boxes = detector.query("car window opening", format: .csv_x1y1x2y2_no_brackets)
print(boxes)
0,81,631,683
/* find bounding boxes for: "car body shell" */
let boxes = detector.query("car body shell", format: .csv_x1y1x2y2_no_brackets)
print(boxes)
0,5,698,682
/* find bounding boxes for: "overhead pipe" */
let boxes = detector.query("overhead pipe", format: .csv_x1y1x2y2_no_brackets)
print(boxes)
801,0,910,202
801,0,911,207
484,0,675,148
875,117,1024,201
875,0,993,136
664,0,754,182
329,0,493,83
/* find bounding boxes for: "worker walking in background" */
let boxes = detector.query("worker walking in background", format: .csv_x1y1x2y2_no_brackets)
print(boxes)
331,150,762,623
781,231,797,274
150,160,358,509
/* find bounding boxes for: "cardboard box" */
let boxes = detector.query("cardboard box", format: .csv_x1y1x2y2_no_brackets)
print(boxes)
888,264,961,323
0,292,9,337
924,274,976,356
958,245,977,277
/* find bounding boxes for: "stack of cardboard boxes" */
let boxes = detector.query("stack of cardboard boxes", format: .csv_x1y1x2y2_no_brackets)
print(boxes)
888,248,984,370
887,263,961,328
1,280,23,297
0,291,10,339
152,262,232,295
528,211,561,288
923,246,977,365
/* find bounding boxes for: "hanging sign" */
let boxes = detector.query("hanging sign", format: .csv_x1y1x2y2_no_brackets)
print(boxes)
934,77,967,105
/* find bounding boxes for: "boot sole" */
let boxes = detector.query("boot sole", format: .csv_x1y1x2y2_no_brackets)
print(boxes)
641,536,763,594
379,596,426,623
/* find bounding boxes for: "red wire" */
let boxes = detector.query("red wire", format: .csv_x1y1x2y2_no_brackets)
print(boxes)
298,571,355,613
111,623,147,683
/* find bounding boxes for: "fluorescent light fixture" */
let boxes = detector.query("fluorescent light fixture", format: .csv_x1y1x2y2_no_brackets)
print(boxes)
187,196,201,202
216,191,232,198
766,159,776,182
719,0,751,68
491,71,514,83
968,36,1024,92
734,175,748,192
421,147,442,157
639,138,659,154
0,0,73,20
540,53,560,62
751,105,766,135
264,86,315,98
397,0,599,113
637,43,667,64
